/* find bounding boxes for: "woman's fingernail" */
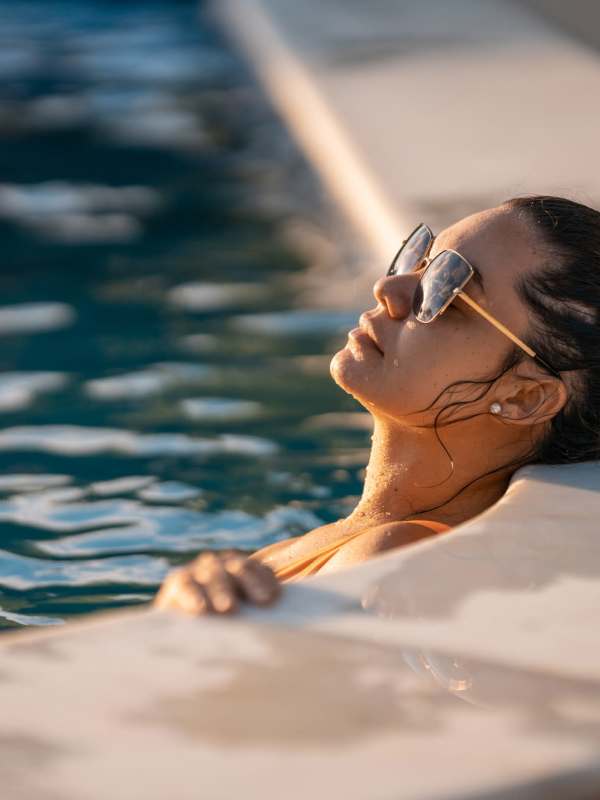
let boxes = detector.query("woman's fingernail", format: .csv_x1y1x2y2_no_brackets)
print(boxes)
213,592,234,612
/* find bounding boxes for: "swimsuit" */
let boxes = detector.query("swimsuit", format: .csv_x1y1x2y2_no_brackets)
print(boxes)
272,519,451,583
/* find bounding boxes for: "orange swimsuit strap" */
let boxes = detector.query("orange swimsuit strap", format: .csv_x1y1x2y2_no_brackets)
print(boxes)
273,518,451,583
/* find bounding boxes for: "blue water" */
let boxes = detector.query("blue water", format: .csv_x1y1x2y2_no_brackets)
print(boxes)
0,0,370,629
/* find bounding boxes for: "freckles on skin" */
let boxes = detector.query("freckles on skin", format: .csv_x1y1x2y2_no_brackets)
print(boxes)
387,315,478,400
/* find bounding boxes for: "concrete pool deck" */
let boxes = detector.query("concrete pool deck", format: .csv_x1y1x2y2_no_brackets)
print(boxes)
3,1,600,798
211,0,600,274
3,461,600,799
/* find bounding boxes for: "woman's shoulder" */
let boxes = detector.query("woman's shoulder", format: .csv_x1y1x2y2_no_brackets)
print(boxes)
252,517,449,574
315,518,448,573
250,520,346,567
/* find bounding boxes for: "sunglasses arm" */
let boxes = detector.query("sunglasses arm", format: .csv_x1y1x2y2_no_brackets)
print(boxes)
455,291,561,379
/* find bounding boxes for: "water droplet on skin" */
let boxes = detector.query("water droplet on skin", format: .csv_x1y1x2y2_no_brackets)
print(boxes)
393,359,399,367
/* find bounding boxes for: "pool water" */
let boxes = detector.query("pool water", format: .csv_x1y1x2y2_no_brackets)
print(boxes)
0,1,372,629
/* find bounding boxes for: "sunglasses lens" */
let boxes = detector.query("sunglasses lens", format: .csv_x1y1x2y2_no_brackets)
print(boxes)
413,250,472,322
387,224,433,276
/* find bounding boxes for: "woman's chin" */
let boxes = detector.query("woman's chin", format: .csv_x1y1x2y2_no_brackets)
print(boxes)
330,347,413,422
329,347,379,400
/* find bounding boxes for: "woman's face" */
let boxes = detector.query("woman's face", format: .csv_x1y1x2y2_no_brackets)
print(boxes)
330,205,543,424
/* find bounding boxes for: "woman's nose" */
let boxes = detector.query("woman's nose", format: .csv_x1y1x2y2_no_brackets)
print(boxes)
372,273,419,320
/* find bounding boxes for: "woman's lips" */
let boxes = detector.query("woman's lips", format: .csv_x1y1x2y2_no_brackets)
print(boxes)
348,326,384,355
358,313,385,355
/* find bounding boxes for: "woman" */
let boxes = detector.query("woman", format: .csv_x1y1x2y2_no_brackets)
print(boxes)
155,194,600,615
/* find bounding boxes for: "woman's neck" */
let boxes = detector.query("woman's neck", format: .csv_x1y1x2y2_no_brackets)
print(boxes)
345,415,513,529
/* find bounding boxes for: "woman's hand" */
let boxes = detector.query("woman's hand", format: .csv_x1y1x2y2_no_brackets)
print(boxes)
153,551,282,615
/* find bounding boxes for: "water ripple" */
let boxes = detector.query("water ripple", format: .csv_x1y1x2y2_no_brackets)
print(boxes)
0,372,68,412
0,303,75,335
0,426,278,457
0,474,72,493
0,608,64,627
90,476,155,496
31,505,323,557
137,481,202,503
85,363,213,400
0,181,162,243
0,549,168,590
168,282,263,311
230,309,358,336
180,397,263,422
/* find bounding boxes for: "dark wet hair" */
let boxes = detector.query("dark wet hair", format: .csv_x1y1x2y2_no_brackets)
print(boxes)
503,194,600,464
408,194,600,517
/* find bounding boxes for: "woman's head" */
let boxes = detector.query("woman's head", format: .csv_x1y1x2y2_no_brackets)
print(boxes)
331,194,600,473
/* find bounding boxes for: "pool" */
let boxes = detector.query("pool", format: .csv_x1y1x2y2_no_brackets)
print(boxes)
0,0,371,629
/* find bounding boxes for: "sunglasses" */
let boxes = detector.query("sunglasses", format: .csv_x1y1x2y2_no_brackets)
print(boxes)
387,223,561,379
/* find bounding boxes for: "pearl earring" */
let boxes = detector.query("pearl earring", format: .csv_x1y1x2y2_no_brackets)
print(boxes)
490,402,502,415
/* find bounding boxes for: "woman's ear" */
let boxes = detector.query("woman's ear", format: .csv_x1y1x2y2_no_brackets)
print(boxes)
496,375,568,426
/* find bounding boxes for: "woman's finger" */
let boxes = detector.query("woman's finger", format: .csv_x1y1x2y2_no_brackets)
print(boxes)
191,552,238,614
154,569,209,615
223,554,281,605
